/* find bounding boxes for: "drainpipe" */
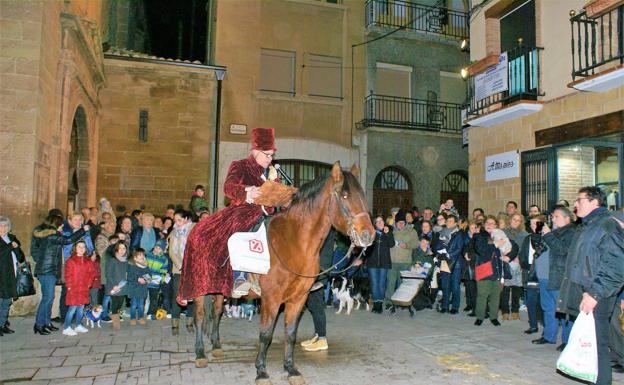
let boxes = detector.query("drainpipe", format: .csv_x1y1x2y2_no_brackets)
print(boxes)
212,69,226,211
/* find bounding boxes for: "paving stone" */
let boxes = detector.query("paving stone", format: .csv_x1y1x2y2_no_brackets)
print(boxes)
0,368,38,382
32,365,79,380
0,347,55,362
93,374,117,385
2,356,66,370
76,363,121,377
90,344,127,354
53,345,92,357
48,378,94,385
63,354,106,366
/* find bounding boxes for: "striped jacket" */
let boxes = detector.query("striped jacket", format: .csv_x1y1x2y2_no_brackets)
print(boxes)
146,252,169,289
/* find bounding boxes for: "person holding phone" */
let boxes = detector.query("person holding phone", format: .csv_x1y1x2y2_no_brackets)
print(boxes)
106,241,129,330
519,215,547,335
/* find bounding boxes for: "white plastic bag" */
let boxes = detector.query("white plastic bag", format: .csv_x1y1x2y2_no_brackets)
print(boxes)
556,312,598,383
228,223,271,274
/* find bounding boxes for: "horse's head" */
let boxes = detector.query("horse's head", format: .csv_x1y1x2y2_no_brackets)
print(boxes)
328,162,374,248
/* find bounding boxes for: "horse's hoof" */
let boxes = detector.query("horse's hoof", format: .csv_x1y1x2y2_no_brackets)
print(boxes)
195,358,208,368
288,375,306,385
211,348,225,358
255,378,273,385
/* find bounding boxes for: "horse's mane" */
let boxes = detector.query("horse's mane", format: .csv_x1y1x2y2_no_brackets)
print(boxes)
286,170,359,214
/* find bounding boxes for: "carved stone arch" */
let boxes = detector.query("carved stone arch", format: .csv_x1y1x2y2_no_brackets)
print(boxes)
66,105,92,213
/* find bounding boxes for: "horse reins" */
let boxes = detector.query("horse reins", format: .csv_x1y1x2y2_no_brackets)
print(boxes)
266,187,369,279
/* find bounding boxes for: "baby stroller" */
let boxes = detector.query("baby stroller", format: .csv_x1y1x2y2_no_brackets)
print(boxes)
390,263,432,317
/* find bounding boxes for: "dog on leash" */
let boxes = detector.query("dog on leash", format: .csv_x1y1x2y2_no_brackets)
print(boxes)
331,276,370,315
85,305,104,328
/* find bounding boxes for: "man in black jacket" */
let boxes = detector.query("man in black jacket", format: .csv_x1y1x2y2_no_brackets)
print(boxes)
537,206,575,350
557,186,624,385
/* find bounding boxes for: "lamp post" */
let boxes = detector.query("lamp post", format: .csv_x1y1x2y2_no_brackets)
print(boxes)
212,68,226,211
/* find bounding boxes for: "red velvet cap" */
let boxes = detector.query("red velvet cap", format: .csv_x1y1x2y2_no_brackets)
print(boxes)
251,127,276,151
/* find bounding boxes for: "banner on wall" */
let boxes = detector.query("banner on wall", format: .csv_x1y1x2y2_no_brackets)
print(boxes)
475,52,508,101
485,150,519,182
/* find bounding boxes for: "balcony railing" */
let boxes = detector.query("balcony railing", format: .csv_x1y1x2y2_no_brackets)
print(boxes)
365,0,469,40
467,44,543,118
358,93,464,134
570,5,624,80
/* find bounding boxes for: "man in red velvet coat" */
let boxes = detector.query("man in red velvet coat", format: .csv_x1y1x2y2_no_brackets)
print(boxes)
178,128,278,301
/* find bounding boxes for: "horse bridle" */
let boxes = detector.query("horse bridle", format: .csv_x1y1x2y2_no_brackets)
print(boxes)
329,188,370,248
263,184,370,279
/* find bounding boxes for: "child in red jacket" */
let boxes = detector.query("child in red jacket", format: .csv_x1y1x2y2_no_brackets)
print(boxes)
63,241,92,336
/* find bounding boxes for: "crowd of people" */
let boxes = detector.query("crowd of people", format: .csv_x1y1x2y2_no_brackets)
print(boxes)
0,187,211,338
0,185,622,384
363,190,623,385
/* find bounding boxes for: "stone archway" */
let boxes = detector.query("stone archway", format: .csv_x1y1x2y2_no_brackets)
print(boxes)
440,169,468,217
67,106,91,214
373,166,413,217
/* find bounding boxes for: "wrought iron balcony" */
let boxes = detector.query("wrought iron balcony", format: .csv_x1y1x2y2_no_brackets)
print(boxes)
365,0,469,40
358,93,464,134
570,5,624,80
466,44,543,119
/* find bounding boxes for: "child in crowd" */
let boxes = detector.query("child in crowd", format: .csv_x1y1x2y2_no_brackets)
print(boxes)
63,241,93,336
146,240,170,319
127,248,149,326
89,254,102,307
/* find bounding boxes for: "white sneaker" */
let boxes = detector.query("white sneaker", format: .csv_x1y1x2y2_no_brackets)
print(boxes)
75,325,89,333
63,327,78,336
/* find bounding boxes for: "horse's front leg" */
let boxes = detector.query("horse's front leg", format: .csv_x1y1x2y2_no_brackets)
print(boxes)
210,294,225,358
283,296,308,385
193,296,208,368
255,299,280,385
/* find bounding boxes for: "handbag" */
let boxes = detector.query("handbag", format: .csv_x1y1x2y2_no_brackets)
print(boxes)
475,260,494,281
16,262,36,297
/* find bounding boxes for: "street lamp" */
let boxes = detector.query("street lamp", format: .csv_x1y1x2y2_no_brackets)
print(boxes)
460,38,469,52
460,67,469,80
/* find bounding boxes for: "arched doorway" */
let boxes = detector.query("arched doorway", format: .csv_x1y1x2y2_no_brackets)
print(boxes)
373,167,412,217
440,170,468,217
67,106,90,214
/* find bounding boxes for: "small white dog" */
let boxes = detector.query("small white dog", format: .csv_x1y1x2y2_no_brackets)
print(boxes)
85,305,104,328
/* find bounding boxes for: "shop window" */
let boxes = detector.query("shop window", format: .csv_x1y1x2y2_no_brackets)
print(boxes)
308,54,342,99
557,144,621,210
260,49,296,95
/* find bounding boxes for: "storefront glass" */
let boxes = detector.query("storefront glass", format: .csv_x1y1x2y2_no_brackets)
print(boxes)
556,142,621,210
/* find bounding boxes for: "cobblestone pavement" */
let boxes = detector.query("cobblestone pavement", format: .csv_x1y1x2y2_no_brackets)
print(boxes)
1,306,621,385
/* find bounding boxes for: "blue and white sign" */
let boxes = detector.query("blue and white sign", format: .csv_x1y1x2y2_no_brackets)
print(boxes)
485,150,519,182
475,52,508,101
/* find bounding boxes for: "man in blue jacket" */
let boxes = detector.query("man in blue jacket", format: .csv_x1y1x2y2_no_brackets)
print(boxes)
438,214,465,314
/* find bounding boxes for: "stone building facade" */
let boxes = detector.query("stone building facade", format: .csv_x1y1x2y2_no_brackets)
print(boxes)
98,56,218,214
357,0,471,216
465,0,623,215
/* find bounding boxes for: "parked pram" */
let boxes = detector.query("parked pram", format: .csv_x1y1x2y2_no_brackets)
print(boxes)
390,263,433,317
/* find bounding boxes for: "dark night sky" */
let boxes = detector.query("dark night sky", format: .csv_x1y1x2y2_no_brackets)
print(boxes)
144,0,209,63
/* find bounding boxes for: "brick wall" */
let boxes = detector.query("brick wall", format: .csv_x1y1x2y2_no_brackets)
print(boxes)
97,58,217,216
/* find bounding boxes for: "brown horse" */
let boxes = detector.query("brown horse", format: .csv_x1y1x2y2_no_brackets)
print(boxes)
190,162,374,385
